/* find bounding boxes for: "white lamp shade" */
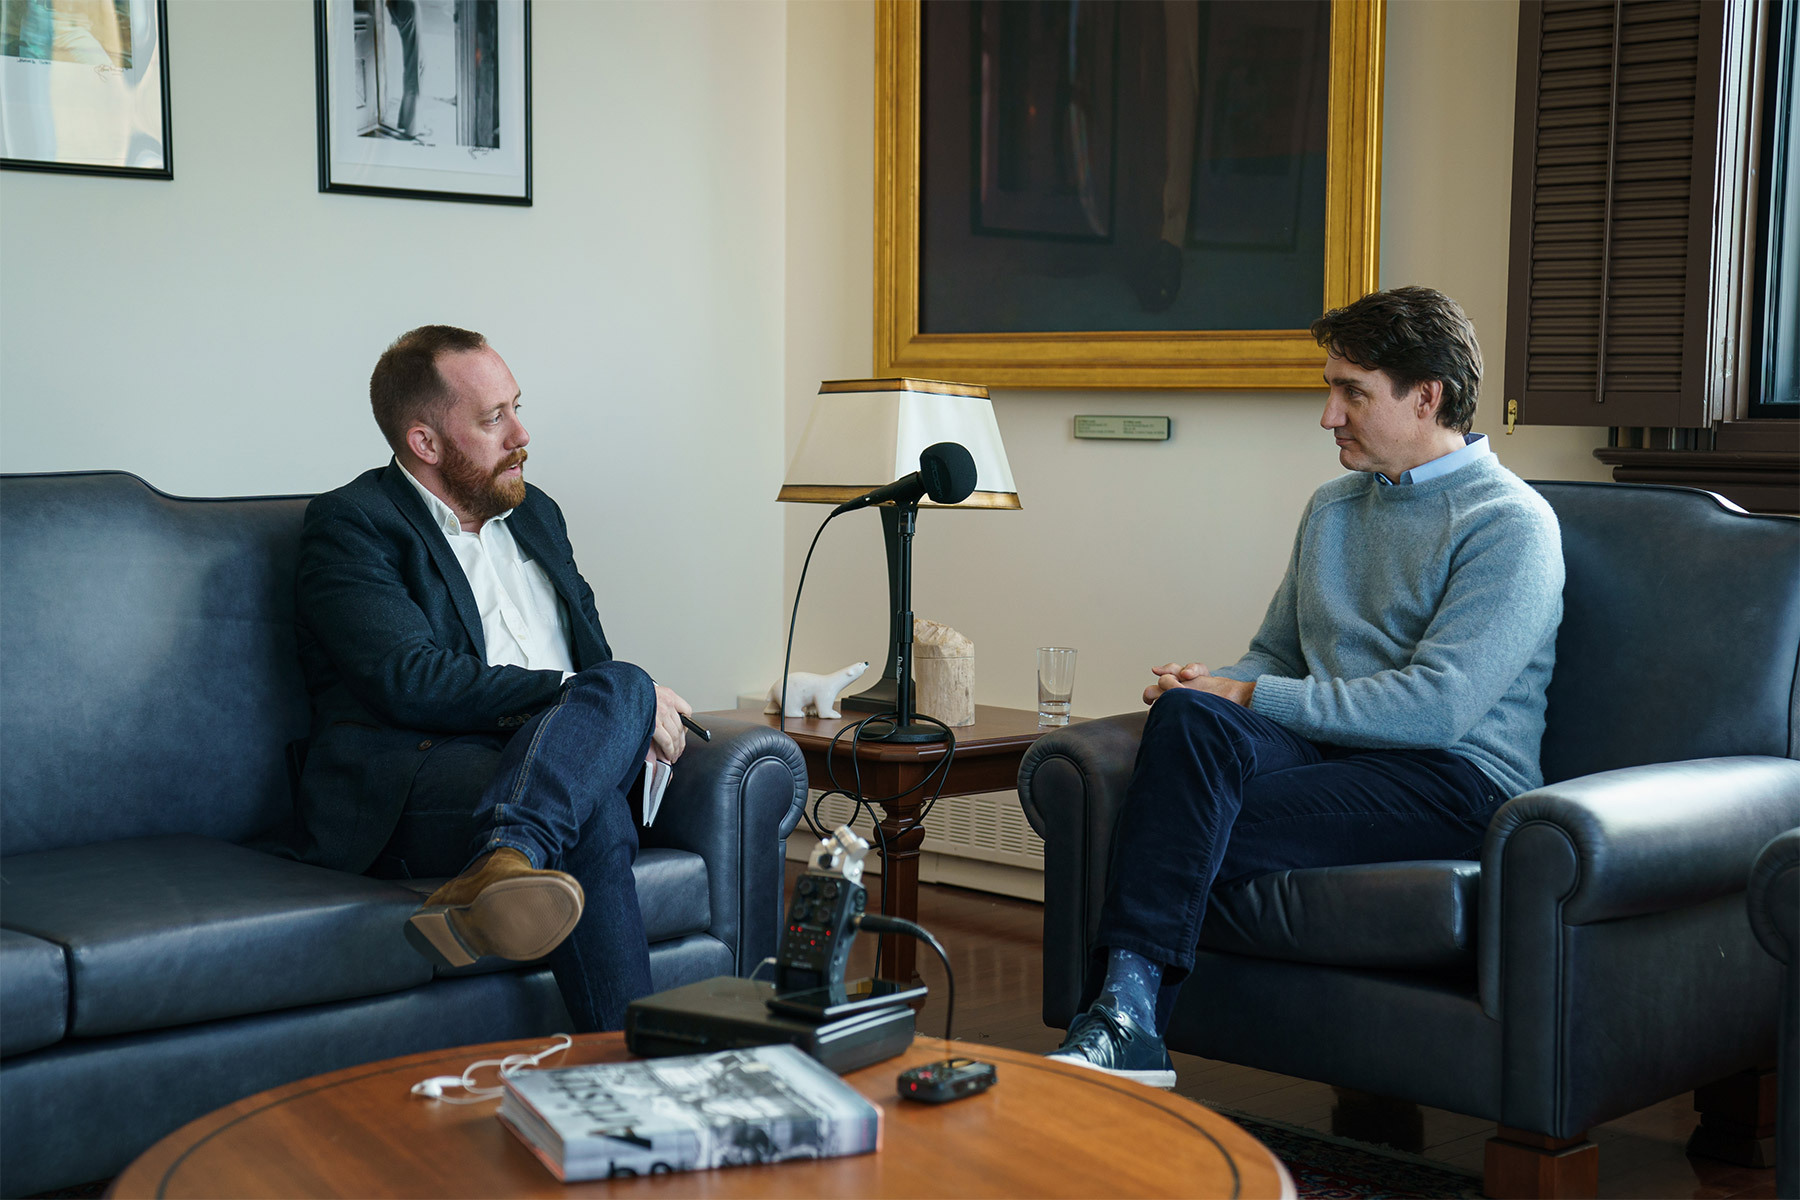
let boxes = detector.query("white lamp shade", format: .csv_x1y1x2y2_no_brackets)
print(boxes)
778,378,1020,509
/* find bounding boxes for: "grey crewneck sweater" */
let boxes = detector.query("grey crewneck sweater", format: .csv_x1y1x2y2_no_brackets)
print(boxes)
1212,454,1564,797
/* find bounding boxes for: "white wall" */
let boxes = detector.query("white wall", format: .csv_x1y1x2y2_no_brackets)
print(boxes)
1,0,1616,718
0,0,788,709
782,0,1613,721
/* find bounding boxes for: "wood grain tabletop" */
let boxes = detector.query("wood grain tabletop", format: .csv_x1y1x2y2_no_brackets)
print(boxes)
112,1033,1291,1198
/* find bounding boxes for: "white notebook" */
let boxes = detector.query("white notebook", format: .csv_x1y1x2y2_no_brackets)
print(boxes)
643,754,672,826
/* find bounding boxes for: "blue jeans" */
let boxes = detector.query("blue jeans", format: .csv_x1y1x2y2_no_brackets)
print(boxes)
373,661,657,1033
1092,688,1502,1029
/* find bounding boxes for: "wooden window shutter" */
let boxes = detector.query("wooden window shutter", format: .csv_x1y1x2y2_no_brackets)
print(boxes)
1504,0,1760,429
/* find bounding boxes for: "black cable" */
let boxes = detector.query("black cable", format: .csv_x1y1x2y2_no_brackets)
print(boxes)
778,510,838,838
829,713,955,970
857,914,954,1042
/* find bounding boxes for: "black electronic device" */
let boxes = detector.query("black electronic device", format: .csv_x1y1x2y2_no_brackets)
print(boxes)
774,866,865,996
774,824,873,997
766,978,928,1021
897,1057,997,1103
624,975,915,1075
623,827,920,1075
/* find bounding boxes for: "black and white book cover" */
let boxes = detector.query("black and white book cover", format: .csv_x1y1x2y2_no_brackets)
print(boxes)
498,1044,882,1181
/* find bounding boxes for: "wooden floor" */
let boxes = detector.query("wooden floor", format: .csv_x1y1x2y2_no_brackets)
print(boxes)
811,865,1779,1200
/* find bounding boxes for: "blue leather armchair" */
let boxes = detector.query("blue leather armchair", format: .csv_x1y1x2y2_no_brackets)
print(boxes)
1747,828,1798,1199
0,471,808,1196
1018,481,1800,1198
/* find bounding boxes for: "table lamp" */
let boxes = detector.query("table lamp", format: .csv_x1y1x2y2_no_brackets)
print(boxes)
778,378,1020,740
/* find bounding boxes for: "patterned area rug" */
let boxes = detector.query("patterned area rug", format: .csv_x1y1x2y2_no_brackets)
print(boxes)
1221,1109,1485,1199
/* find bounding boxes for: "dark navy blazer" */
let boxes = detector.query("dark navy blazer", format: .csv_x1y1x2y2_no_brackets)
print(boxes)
293,463,611,872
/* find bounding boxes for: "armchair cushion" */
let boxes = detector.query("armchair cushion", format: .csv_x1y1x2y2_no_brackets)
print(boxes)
1201,860,1480,970
0,835,431,1037
0,930,67,1058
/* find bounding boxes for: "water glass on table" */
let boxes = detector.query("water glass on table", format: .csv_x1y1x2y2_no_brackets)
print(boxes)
1037,647,1076,726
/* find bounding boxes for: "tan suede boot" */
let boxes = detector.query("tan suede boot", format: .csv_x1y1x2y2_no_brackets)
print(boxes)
404,848,585,969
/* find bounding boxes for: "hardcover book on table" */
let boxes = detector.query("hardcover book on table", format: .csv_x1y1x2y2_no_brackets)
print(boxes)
498,1044,883,1181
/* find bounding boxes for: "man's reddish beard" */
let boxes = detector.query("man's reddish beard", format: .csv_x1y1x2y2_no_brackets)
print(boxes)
440,441,528,523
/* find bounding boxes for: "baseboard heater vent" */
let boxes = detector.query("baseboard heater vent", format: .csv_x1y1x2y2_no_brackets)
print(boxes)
795,790,1044,873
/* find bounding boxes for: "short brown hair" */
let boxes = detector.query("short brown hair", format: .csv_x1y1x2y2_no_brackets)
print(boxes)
1310,287,1483,433
369,325,488,452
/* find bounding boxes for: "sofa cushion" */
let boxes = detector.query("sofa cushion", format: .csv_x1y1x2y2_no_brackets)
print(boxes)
0,929,68,1057
0,473,312,857
0,835,432,1037
633,848,712,943
397,847,713,978
1200,860,1480,970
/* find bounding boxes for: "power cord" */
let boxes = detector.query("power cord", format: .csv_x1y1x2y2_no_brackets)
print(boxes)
856,913,954,1042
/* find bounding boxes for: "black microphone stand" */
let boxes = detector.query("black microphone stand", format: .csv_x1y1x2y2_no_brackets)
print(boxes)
866,500,947,744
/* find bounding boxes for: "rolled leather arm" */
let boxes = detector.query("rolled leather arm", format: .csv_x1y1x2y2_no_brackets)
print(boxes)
1482,756,1800,928
1478,755,1800,1023
1017,712,1148,1026
1017,712,1147,838
1748,827,1799,966
641,716,807,975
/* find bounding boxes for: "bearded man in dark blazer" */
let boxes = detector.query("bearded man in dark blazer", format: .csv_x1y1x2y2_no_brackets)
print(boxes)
293,324,693,1031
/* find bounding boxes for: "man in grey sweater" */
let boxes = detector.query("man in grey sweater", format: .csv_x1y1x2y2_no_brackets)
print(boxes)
1049,287,1564,1086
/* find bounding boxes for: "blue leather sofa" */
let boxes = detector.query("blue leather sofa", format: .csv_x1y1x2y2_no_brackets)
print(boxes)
0,471,808,1196
1019,481,1800,1198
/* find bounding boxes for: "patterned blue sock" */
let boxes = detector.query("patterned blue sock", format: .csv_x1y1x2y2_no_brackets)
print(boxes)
1098,947,1162,1033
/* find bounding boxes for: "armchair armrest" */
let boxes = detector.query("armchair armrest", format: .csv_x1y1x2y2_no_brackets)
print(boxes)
640,716,807,975
1017,712,1147,1026
1482,756,1800,936
1748,827,1799,966
1476,756,1800,1133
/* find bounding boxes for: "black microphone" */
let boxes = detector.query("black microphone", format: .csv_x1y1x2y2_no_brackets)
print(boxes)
830,441,978,517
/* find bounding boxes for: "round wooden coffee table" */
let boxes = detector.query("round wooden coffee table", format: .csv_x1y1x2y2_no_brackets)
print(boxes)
112,1035,1294,1198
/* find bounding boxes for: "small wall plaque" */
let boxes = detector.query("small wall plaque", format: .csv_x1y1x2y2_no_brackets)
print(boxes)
1073,416,1172,441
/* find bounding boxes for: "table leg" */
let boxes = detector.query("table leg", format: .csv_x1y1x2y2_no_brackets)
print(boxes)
871,802,928,993
869,763,929,986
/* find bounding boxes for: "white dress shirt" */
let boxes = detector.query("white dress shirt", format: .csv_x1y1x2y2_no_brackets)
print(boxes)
397,462,575,676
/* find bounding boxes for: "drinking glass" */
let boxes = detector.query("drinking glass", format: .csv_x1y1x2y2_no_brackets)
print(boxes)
1037,647,1077,726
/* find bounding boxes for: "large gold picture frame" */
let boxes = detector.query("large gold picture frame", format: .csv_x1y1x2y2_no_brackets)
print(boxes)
874,0,1385,390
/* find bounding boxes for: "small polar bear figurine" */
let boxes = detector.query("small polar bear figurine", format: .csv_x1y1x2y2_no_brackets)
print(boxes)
765,661,870,719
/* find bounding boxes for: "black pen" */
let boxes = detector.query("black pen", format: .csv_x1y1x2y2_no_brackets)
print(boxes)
680,713,712,742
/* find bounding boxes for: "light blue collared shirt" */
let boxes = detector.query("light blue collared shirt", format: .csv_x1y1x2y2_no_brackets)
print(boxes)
1376,433,1492,486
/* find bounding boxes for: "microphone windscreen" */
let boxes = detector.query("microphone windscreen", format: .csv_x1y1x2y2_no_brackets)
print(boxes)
919,441,978,505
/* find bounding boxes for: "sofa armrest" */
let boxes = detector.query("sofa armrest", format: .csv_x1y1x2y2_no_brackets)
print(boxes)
1749,827,1799,966
640,717,807,975
1017,712,1147,1027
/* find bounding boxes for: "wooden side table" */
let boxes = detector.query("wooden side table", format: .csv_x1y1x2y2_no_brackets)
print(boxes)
701,704,1067,984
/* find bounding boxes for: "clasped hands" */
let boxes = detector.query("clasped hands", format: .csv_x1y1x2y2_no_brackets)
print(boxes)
1143,662,1255,708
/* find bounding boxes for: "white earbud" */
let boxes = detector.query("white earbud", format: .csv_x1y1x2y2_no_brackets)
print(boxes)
410,1075,464,1099
410,1035,573,1103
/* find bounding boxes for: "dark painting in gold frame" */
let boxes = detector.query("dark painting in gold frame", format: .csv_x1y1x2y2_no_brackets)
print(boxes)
875,0,1385,389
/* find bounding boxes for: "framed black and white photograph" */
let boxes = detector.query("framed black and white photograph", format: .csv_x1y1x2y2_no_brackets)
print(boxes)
0,0,172,178
314,0,530,205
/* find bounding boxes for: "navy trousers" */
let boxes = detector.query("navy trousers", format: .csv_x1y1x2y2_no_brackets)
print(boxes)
372,661,658,1033
1091,688,1502,1029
